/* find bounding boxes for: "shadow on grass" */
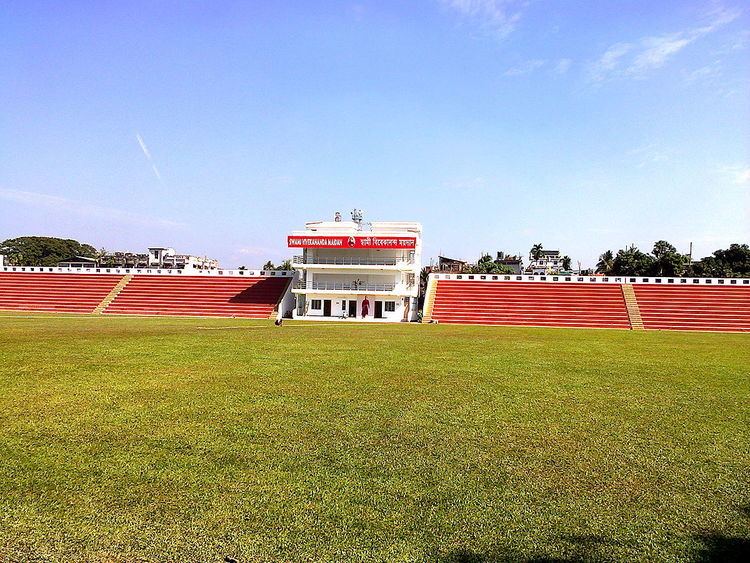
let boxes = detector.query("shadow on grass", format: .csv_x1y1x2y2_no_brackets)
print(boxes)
692,533,750,562
438,534,629,562
438,525,750,562
692,504,750,561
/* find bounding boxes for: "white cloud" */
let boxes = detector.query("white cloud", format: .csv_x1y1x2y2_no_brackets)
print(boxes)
236,246,268,256
683,59,723,83
589,43,633,82
553,58,572,74
504,59,545,76
441,0,527,38
628,143,675,168
0,188,184,228
719,165,750,185
629,34,692,75
589,6,741,82
442,176,488,190
135,132,162,182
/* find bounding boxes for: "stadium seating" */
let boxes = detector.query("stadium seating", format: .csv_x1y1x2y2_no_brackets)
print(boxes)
633,284,750,332
430,280,631,329
103,275,290,318
0,272,123,313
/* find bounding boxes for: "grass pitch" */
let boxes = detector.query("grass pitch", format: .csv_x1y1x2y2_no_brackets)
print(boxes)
0,314,748,562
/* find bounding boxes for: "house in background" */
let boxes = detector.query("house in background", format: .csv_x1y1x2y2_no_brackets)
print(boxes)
437,256,468,273
57,256,98,269
57,247,219,270
495,252,524,274
527,249,563,274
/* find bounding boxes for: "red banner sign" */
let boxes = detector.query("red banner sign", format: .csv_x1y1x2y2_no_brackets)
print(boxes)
288,235,416,249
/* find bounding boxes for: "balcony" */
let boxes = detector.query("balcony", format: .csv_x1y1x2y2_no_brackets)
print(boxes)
293,281,414,293
292,255,413,267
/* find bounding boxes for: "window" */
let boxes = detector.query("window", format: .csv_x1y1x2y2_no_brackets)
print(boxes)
311,299,322,310
385,301,396,312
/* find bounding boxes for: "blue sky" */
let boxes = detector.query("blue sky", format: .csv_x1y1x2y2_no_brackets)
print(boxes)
1,1,748,268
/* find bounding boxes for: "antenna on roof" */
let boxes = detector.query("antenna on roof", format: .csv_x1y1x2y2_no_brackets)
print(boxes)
351,208,371,231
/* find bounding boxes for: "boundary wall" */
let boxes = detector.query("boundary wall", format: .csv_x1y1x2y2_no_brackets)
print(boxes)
429,272,750,286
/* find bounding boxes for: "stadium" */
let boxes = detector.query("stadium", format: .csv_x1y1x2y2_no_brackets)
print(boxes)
1,210,749,561
3,2,749,561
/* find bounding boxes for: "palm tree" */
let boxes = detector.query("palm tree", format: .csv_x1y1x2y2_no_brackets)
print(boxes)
562,255,572,271
530,243,543,260
596,250,614,274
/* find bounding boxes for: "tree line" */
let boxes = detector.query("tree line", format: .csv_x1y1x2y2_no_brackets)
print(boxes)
2,235,749,278
596,241,750,277
0,236,98,266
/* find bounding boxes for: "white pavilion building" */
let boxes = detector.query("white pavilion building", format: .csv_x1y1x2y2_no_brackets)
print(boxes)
288,210,422,321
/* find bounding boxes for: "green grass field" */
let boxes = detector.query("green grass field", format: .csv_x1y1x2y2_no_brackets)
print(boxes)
0,314,748,562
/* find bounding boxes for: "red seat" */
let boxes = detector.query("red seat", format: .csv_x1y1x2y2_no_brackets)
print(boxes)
0,273,123,313
104,275,290,318
431,281,631,329
632,284,750,332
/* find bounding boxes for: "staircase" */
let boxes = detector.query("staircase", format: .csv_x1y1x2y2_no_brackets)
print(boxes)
0,272,124,314
103,275,289,318
94,274,132,314
621,284,644,330
268,278,292,319
421,276,438,322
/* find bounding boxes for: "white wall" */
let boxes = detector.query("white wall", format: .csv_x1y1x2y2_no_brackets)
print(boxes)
299,294,407,321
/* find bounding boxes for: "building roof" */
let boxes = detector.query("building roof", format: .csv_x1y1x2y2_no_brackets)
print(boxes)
58,255,97,263
438,256,467,264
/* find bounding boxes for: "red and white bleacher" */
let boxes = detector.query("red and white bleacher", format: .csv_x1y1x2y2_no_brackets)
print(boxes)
633,283,750,332
0,272,122,314
104,274,290,318
428,274,750,332
0,268,292,319
430,277,630,329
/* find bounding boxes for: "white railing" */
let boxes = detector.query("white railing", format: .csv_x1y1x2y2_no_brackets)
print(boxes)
430,273,750,286
294,281,397,292
0,266,294,277
292,255,411,266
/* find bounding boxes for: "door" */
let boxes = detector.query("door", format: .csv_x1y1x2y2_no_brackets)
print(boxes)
323,300,332,317
348,300,357,317
374,300,383,319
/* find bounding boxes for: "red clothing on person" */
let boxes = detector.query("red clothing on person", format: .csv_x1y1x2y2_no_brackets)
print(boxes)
361,298,370,318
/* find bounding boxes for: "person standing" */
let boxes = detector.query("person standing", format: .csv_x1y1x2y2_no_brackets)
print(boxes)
361,296,370,319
